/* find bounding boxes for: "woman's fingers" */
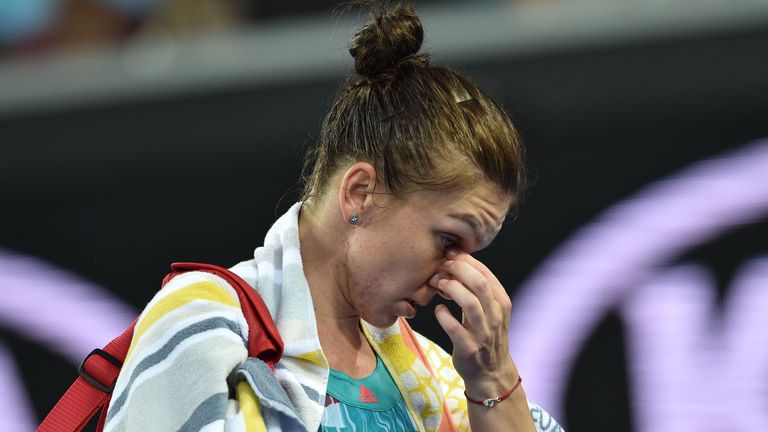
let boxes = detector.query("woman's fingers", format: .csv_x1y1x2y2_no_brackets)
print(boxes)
435,250,517,382
442,259,502,328
446,251,512,318
437,278,489,334
434,304,474,351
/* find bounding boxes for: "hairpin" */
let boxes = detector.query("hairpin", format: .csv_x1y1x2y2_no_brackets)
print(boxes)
454,87,474,104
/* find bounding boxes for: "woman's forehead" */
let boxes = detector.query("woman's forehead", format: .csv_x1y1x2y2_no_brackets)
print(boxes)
407,184,510,221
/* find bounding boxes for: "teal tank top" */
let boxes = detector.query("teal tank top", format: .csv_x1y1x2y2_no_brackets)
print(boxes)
319,355,418,431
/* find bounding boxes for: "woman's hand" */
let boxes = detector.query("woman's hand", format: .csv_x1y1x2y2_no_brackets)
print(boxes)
432,249,521,400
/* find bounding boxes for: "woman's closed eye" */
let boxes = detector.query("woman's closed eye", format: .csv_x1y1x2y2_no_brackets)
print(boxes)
439,234,459,250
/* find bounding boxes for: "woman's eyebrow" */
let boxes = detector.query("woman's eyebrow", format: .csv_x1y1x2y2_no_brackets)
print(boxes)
447,212,489,247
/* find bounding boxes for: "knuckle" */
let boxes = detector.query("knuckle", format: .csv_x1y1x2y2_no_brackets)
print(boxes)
487,311,502,329
478,332,493,347
499,296,512,313
474,277,490,293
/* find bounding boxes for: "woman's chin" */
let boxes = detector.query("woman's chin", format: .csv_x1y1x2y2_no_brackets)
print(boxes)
364,314,400,329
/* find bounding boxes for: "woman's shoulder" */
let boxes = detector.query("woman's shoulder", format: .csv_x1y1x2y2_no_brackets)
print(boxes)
106,267,253,431
131,268,250,348
146,269,244,313
142,259,260,316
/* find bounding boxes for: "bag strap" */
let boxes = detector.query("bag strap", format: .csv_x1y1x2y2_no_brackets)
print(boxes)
38,262,282,432
37,321,137,432
166,262,283,368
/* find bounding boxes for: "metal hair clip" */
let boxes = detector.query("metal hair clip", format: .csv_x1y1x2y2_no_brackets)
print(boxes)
454,87,474,104
379,86,472,124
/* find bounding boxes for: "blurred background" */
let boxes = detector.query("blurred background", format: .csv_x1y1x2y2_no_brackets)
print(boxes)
2,0,768,430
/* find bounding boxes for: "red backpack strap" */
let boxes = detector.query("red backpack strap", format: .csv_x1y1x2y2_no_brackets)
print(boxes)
38,262,282,432
167,262,283,367
37,319,137,432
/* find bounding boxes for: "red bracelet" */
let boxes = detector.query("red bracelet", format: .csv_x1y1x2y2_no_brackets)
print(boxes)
464,376,523,407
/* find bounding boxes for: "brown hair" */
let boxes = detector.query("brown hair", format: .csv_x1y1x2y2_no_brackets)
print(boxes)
301,2,526,211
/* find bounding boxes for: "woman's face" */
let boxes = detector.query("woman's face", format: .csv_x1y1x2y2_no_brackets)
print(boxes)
344,180,511,328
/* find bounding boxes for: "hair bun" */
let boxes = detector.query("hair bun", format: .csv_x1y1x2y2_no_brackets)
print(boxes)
349,3,426,78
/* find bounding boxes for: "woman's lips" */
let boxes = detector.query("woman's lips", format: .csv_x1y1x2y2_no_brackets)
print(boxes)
404,299,417,317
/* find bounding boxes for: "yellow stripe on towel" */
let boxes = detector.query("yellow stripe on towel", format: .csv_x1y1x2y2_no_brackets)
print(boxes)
237,381,267,432
128,281,240,359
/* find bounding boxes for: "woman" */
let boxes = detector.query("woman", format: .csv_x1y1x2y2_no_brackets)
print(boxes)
105,3,564,431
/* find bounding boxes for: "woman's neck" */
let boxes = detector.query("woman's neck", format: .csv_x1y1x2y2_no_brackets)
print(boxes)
298,202,356,325
298,202,377,376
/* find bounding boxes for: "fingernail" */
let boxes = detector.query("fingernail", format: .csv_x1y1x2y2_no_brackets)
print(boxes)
438,279,448,288
446,249,458,259
444,260,454,266
430,272,449,288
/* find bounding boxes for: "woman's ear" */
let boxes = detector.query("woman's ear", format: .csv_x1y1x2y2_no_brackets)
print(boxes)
338,162,377,225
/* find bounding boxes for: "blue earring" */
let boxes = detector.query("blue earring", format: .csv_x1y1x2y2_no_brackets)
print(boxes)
349,215,360,225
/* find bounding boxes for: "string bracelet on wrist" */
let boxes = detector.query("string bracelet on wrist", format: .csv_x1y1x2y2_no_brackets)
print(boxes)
464,376,523,408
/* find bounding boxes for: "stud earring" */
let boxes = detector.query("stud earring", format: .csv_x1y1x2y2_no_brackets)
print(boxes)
349,215,360,225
